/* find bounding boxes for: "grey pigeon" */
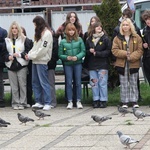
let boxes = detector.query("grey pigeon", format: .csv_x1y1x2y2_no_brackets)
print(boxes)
91,115,112,125
17,113,34,125
132,107,150,120
117,131,139,149
117,105,133,117
32,109,51,120
0,123,7,127
0,118,11,125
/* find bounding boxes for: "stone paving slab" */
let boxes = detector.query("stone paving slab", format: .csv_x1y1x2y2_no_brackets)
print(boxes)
0,106,150,150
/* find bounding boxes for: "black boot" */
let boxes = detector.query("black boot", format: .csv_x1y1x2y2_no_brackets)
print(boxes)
138,95,143,102
0,101,5,108
93,100,100,108
99,101,107,108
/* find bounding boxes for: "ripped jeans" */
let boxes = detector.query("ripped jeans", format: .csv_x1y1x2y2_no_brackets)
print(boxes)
89,69,108,101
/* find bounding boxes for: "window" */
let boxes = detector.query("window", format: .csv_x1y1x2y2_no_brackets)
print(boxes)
134,1,150,29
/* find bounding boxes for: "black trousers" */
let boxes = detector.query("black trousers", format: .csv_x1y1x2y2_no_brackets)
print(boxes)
0,67,4,102
143,58,150,85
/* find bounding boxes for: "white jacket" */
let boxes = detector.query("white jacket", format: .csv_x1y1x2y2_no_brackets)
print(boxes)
28,29,53,64
5,37,29,68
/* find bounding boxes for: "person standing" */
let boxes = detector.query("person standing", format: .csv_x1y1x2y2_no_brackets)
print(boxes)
112,18,143,108
112,8,143,101
83,16,101,69
47,29,59,108
21,27,33,107
3,21,29,110
86,22,111,108
55,11,83,39
112,8,141,39
26,16,53,111
55,12,83,107
141,10,150,85
58,23,85,109
83,16,101,43
0,26,7,108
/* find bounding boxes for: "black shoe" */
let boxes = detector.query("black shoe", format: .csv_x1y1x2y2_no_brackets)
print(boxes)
138,96,143,102
99,101,107,108
0,101,5,108
93,100,100,108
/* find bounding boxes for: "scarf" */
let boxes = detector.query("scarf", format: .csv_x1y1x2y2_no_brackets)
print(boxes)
92,31,104,46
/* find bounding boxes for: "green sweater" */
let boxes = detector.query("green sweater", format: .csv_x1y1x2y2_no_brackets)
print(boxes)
58,37,85,65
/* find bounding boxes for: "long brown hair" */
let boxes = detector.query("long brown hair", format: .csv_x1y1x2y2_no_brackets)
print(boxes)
88,16,101,35
21,26,27,36
33,16,50,42
65,23,78,42
89,22,106,37
65,12,81,31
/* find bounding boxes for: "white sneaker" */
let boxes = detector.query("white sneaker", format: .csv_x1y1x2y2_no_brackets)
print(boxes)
122,104,128,108
133,104,139,108
32,103,43,108
18,106,24,110
76,101,83,109
67,102,73,109
43,105,51,111
25,104,31,108
13,106,19,110
49,105,54,109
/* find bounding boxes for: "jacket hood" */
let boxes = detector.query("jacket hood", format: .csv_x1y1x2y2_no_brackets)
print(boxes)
117,33,137,41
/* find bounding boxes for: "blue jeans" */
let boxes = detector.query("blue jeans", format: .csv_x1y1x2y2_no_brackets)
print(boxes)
64,64,82,102
89,69,108,101
32,64,51,105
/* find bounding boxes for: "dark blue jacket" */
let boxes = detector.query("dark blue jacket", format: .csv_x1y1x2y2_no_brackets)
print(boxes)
0,27,7,67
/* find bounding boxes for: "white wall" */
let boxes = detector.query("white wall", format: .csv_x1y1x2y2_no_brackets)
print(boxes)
51,11,96,37
0,12,44,40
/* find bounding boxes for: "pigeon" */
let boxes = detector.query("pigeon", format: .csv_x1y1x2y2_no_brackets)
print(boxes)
0,123,7,127
132,107,150,120
117,131,139,149
0,118,11,125
117,105,133,117
17,113,34,125
91,115,112,125
32,109,51,120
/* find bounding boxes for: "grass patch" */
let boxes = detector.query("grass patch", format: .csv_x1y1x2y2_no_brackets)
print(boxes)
4,83,150,106
125,122,134,125
4,93,11,106
125,120,134,125
41,124,51,127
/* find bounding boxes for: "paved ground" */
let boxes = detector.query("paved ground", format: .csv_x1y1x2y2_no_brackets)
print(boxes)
0,106,150,150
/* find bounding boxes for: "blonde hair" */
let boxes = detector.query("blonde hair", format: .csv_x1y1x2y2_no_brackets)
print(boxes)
8,21,25,42
120,18,136,35
65,23,78,42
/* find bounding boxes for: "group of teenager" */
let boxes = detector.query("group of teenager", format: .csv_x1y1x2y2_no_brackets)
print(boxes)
0,8,150,110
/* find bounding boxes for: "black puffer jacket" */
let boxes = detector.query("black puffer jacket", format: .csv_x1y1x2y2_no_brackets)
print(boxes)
0,27,7,67
86,34,111,70
141,26,150,59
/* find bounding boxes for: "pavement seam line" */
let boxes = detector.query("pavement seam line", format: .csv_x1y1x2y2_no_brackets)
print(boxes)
0,107,93,149
132,129,150,150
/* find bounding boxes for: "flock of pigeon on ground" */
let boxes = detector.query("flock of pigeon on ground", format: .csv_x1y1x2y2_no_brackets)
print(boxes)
0,107,150,149
91,106,150,149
